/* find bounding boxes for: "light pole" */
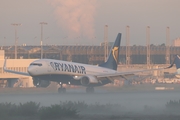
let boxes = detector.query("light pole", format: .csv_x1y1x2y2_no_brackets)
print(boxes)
104,25,108,62
146,26,150,68
40,22,47,59
166,27,170,64
126,25,130,67
11,23,21,59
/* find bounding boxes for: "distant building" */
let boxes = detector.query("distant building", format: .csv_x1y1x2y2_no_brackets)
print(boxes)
173,38,180,46
100,42,114,46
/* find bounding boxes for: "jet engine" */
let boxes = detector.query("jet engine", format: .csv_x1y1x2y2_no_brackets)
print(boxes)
80,76,99,86
33,78,50,88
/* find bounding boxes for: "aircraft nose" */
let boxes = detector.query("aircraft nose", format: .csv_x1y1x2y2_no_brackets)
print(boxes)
27,66,36,76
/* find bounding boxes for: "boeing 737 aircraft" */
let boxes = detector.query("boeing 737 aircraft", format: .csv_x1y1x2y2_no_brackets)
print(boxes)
3,33,165,93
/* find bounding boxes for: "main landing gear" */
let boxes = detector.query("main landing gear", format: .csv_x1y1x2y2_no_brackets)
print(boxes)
86,87,94,93
58,83,66,93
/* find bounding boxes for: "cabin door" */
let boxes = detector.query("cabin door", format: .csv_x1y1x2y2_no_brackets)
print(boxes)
47,62,51,72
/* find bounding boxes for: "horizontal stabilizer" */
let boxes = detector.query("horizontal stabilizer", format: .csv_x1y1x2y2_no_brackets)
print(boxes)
3,58,30,76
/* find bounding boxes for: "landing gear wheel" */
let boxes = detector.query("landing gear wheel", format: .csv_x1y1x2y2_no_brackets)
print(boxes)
58,83,66,94
86,87,94,93
58,87,66,93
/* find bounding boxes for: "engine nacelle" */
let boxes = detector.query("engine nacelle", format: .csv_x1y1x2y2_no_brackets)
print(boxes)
80,76,99,86
33,78,50,88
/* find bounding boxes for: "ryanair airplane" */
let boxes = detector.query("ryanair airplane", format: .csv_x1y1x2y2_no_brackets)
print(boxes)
3,33,165,93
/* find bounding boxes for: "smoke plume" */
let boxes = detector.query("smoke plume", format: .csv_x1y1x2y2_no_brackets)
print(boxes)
48,0,96,40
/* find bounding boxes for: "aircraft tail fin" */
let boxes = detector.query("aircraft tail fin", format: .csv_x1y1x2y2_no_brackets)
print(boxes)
99,33,121,70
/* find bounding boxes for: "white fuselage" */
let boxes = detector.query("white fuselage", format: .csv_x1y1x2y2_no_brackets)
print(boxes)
27,59,117,77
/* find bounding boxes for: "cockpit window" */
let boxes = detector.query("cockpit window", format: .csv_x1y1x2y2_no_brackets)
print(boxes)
30,63,42,66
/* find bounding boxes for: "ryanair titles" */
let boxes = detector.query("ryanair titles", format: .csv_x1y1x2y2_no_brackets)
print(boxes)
50,62,86,74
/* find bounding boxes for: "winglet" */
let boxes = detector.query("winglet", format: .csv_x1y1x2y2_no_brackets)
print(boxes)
165,55,180,69
165,61,174,69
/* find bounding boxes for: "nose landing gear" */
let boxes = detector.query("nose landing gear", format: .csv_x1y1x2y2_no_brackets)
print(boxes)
58,83,66,93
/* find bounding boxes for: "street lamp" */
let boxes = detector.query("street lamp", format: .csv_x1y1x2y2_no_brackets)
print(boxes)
39,22,48,59
126,25,130,67
146,26,150,68
11,23,21,59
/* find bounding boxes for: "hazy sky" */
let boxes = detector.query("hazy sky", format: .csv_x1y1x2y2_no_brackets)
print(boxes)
0,0,180,46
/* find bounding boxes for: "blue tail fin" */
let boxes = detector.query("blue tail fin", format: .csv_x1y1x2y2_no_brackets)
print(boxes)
166,55,180,69
99,33,122,70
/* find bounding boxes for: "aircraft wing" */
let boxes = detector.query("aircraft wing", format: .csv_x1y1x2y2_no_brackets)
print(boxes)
96,67,165,80
3,58,30,76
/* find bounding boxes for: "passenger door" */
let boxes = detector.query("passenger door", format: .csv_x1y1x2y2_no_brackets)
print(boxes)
47,62,51,73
